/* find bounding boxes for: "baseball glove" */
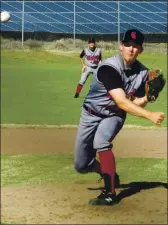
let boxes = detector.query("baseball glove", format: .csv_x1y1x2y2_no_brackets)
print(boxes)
145,68,166,103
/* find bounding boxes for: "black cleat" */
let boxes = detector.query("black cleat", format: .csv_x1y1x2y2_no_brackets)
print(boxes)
74,93,79,98
88,190,118,206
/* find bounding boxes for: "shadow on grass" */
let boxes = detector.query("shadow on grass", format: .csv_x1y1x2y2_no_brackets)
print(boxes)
88,181,168,202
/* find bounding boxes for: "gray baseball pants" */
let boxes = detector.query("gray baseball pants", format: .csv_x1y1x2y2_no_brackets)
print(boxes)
79,66,97,85
74,107,125,173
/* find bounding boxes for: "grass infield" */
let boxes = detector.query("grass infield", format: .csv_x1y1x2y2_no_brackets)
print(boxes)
1,154,167,187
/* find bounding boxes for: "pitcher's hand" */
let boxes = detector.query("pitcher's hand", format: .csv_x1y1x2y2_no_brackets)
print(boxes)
82,65,86,73
148,112,165,125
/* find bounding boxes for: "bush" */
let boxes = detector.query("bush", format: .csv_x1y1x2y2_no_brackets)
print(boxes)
53,39,69,50
1,37,23,49
97,41,118,51
24,39,43,49
1,36,167,54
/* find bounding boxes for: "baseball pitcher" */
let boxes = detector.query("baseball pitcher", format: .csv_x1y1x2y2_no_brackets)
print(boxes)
74,29,165,206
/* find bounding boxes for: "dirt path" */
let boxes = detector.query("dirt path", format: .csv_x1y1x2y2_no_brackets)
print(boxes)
1,127,167,224
1,127,167,158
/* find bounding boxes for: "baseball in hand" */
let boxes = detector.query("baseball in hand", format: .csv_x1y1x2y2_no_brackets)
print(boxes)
1,11,11,22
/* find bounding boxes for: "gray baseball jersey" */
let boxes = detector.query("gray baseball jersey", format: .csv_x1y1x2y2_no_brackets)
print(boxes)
78,47,102,85
74,53,149,173
84,53,149,117
83,47,102,67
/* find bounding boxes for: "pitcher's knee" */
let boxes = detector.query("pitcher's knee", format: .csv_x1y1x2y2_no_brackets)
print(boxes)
74,162,88,174
94,140,112,150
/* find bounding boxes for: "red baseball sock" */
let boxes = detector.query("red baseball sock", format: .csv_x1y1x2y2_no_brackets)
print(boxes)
76,84,83,94
98,150,116,193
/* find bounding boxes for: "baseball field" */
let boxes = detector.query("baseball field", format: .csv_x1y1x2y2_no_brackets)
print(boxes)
1,48,167,224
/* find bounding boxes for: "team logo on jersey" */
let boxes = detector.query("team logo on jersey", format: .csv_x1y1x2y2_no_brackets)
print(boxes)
131,32,136,40
87,55,99,61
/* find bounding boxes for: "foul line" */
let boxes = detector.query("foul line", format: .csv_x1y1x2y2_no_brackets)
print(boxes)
1,124,167,130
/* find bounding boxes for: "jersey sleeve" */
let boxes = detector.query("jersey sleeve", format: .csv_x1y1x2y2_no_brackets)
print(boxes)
97,65,124,91
80,50,85,58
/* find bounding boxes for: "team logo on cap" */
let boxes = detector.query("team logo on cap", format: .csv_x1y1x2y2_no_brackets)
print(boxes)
131,32,136,40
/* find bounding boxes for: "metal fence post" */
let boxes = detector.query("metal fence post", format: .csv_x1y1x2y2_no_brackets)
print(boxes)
73,0,76,46
21,0,25,47
118,0,120,48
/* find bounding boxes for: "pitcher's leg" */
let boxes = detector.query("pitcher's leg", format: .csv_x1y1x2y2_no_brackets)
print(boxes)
74,108,101,174
94,116,125,194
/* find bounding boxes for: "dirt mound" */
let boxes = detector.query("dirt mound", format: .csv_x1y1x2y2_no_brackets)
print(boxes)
1,127,167,224
2,182,167,224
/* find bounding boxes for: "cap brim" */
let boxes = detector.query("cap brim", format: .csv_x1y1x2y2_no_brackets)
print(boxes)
122,40,143,45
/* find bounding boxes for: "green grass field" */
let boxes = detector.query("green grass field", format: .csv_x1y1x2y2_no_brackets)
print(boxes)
2,154,167,187
1,49,167,224
1,50,167,126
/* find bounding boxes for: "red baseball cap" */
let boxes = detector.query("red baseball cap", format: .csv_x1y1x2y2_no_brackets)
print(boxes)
122,29,144,46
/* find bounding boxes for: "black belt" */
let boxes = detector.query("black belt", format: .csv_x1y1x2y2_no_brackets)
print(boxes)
83,105,108,119
91,66,98,69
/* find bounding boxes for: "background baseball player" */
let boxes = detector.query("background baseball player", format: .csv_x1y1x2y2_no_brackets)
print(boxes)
74,29,165,206
74,38,102,98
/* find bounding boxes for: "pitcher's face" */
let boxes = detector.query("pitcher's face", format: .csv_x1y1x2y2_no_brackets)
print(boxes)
120,41,143,65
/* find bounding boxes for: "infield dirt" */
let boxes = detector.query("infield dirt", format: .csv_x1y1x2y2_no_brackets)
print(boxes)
1,127,167,224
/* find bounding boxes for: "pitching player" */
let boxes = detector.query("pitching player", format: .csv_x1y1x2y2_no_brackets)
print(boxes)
74,38,102,98
74,29,165,205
